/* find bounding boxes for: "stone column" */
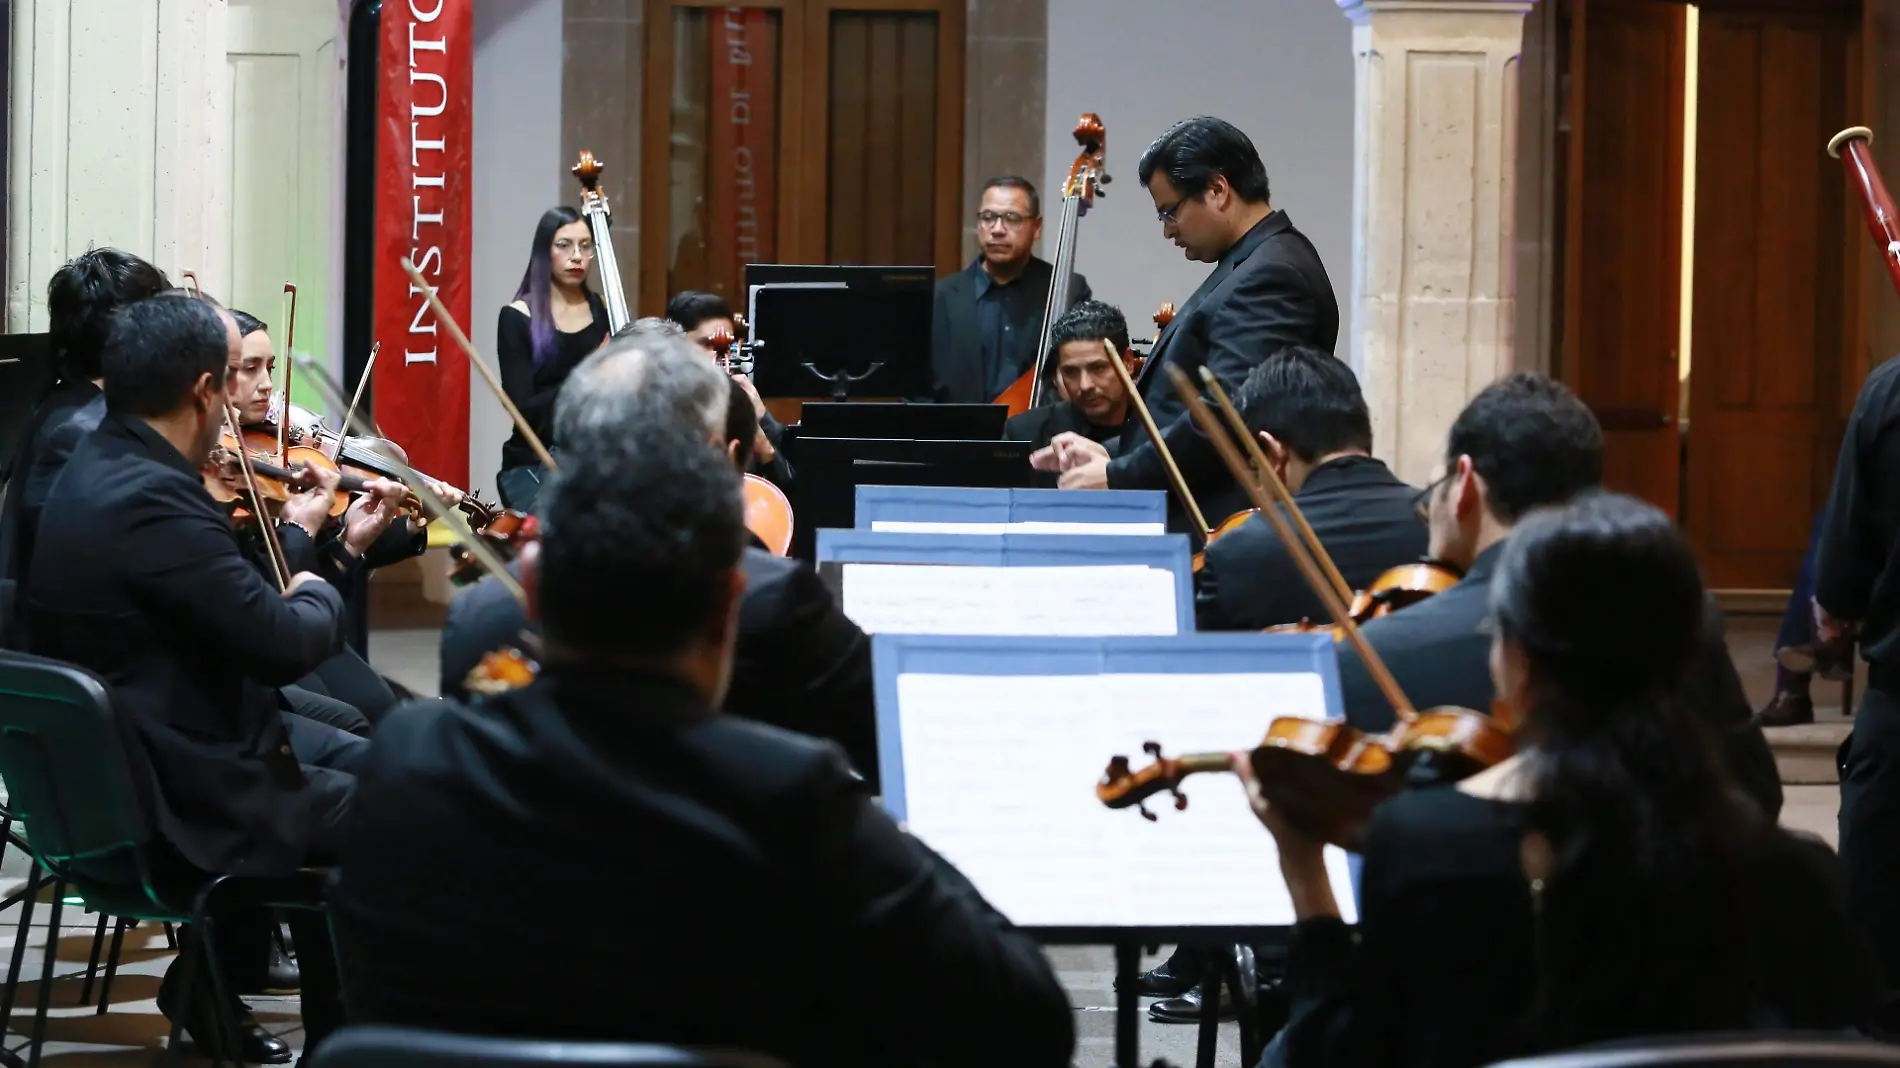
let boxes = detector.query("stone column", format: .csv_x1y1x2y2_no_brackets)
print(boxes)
8,0,229,331
1337,0,1536,486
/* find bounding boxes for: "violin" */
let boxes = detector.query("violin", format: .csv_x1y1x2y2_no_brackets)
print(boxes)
1266,559,1465,640
465,644,541,696
1124,301,1173,382
204,429,351,521
447,511,536,586
269,399,503,532
1097,365,1516,850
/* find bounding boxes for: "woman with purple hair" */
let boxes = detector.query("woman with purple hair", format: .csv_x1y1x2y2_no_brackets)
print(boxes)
495,206,609,510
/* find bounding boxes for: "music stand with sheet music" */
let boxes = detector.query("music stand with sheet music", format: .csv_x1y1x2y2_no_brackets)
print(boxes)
788,437,1037,560
853,485,1168,533
814,530,1195,636
872,633,1357,1068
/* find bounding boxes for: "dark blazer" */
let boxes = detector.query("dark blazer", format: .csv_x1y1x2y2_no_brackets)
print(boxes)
1334,543,1785,818
1194,455,1426,631
0,381,102,648
1109,211,1339,528
438,549,878,787
23,412,347,875
931,257,1091,404
330,666,1074,1068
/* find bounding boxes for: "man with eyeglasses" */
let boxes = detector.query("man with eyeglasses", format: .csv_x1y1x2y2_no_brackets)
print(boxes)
930,175,1091,404
1031,116,1339,534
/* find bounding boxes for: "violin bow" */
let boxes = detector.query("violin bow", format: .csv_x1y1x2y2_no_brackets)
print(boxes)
1198,367,1355,607
279,283,298,464
180,271,201,299
222,404,291,591
398,257,559,474
336,342,380,461
1166,365,1419,722
1100,339,1209,535
288,350,527,607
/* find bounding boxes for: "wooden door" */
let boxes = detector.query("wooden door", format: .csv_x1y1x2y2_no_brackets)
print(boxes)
1556,0,1687,517
1686,3,1858,589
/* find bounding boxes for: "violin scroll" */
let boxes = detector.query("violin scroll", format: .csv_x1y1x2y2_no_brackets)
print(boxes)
1097,742,1221,821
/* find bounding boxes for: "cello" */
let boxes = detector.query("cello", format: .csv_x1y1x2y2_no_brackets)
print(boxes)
572,150,633,335
993,114,1109,418
707,325,796,556
1095,365,1515,850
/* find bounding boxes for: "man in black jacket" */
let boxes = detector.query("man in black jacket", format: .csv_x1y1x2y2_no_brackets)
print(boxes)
932,175,1091,404
1034,117,1340,531
335,335,1073,1067
23,295,363,1061
1333,374,1783,817
1003,300,1132,458
1195,346,1426,631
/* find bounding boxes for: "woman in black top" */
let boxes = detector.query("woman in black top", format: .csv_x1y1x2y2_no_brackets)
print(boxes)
495,206,608,510
1246,491,1881,1068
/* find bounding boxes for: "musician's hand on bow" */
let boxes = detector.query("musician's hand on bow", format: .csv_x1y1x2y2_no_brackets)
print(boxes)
278,464,341,538
342,477,407,556
1032,432,1109,474
1057,452,1110,490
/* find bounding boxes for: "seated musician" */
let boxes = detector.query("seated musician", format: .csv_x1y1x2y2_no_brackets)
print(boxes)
223,308,415,729
1247,491,1878,1068
439,323,875,783
332,343,1072,1068
23,294,365,1063
665,290,792,489
1194,345,1424,631
0,248,170,646
932,175,1092,404
1003,300,1132,455
1335,373,1782,816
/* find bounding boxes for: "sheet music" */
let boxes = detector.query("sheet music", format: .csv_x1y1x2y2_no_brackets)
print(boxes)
870,520,1164,535
894,671,1356,929
841,564,1178,636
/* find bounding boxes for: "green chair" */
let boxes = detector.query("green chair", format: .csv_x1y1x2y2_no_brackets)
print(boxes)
0,650,325,1068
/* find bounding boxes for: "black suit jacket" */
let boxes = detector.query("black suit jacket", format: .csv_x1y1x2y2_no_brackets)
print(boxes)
439,549,878,787
23,412,346,875
1334,543,1785,818
330,666,1074,1068
0,381,102,648
1195,456,1426,631
1110,211,1340,527
931,257,1091,404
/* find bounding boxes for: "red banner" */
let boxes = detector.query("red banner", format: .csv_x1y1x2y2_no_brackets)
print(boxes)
706,8,778,303
373,0,472,487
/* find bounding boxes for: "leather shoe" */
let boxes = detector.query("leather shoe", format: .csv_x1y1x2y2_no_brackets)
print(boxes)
1149,983,1236,1023
257,941,300,994
158,973,292,1064
1754,690,1815,728
1778,632,1855,682
1114,959,1197,999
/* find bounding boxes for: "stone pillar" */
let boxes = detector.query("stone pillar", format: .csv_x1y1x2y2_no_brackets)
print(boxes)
1337,0,1536,486
8,0,229,331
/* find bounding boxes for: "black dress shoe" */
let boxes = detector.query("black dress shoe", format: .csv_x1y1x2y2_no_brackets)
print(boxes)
256,942,300,994
1114,959,1197,999
1754,690,1816,728
1778,633,1855,682
1149,983,1236,1024
157,976,292,1064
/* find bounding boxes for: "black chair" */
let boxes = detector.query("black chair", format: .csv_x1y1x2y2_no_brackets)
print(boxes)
0,650,326,1068
308,1026,792,1068
1485,1032,1900,1067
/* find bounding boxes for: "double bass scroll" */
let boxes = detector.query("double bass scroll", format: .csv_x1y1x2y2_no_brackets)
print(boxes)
572,151,633,334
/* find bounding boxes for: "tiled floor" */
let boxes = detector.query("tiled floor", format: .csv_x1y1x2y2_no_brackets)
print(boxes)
0,615,1848,1068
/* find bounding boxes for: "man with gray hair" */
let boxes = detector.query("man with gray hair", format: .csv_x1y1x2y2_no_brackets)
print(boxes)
438,320,877,781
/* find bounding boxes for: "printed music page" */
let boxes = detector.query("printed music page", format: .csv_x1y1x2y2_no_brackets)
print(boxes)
840,564,1179,635
894,671,1357,930
869,521,1163,535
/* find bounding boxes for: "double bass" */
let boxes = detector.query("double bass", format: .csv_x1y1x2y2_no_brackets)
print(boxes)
572,150,633,335
993,114,1109,418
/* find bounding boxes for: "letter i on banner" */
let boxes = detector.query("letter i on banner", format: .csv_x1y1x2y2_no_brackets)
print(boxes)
373,0,472,487
707,8,778,304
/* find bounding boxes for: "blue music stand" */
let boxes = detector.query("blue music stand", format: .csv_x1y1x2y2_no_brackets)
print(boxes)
854,485,1167,529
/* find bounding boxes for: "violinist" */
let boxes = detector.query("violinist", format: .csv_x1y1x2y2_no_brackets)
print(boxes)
665,290,792,490
1194,345,1424,632
439,323,876,779
1337,373,1781,814
931,175,1092,405
21,294,362,1062
1002,301,1133,457
1247,491,1877,1068
0,248,170,646
1032,117,1338,532
496,206,609,511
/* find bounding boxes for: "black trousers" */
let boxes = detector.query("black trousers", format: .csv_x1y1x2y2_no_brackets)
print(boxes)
1839,682,1900,987
282,685,370,737
296,646,399,727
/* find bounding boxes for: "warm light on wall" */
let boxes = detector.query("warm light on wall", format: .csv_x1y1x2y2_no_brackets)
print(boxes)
1679,3,1699,423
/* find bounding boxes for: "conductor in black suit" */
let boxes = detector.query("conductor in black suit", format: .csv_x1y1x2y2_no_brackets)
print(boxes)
1034,117,1340,531
931,175,1091,404
334,346,1074,1068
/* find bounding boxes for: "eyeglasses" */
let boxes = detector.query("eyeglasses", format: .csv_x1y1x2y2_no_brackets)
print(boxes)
976,211,1034,230
1155,193,1197,224
1412,471,1454,523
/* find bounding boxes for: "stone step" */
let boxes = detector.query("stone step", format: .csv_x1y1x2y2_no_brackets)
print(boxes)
1763,720,1852,785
